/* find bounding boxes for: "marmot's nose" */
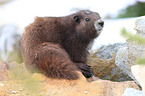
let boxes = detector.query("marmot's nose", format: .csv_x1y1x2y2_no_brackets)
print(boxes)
94,19,104,32
98,20,104,27
98,19,104,27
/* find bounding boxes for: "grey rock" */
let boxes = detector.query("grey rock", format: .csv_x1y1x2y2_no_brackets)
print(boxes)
90,43,132,82
0,24,22,63
115,47,128,70
127,40,145,67
115,47,138,83
115,16,145,85
122,88,145,96
96,43,127,59
135,16,145,37
128,16,145,67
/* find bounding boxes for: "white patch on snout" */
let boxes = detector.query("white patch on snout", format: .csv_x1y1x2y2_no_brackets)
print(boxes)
94,19,104,34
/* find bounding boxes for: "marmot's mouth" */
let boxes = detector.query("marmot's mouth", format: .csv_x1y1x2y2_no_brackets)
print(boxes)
97,25,103,31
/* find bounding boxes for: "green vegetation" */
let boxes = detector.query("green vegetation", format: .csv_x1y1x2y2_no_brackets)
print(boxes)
137,57,145,65
9,62,42,95
121,28,145,44
7,49,23,64
117,2,145,18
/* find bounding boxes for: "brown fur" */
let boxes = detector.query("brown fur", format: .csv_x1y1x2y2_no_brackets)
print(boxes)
21,10,104,80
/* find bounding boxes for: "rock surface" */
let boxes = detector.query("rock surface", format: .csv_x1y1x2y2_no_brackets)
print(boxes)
89,43,132,81
135,16,145,37
127,40,145,69
43,73,140,96
115,16,145,84
94,43,126,59
0,24,22,63
115,47,137,83
0,62,141,96
127,16,145,67
122,88,145,96
0,61,8,80
132,65,145,94
0,71,141,96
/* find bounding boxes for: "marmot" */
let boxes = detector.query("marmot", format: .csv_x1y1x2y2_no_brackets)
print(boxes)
21,10,104,80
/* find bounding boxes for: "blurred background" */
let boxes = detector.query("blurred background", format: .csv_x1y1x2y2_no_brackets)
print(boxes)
0,0,145,63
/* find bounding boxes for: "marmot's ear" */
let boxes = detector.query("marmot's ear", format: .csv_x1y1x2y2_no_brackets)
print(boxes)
74,16,80,23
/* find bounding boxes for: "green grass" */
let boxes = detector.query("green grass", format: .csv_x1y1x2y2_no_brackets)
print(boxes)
121,28,145,44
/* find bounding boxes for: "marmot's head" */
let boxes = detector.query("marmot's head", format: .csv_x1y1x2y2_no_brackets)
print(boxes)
72,10,104,41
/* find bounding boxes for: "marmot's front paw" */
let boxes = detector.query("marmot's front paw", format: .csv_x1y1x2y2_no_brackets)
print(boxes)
77,63,93,78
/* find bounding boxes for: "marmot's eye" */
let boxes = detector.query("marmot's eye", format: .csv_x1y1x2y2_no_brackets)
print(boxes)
74,16,80,23
85,18,89,22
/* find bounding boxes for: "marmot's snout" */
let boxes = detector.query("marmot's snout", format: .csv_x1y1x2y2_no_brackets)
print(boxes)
94,19,104,33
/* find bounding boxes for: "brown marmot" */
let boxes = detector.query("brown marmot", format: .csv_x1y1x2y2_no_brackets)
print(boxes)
21,10,104,80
